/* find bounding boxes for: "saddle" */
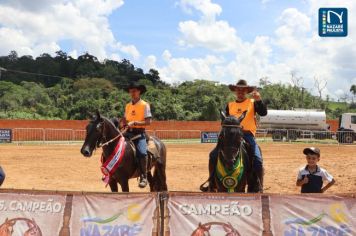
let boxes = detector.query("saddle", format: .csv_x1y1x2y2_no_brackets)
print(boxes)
110,118,161,162
125,133,161,162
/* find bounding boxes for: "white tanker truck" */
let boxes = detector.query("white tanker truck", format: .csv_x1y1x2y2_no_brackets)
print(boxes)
258,110,356,143
258,109,331,141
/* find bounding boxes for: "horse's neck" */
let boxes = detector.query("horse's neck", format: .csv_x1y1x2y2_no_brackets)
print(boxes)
102,124,120,158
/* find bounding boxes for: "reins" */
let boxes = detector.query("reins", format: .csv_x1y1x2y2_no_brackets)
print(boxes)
98,126,128,148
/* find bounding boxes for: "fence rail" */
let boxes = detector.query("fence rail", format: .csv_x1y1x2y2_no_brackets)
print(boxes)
2,128,355,144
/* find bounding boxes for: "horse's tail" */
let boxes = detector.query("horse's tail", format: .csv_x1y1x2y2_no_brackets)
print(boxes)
151,137,168,191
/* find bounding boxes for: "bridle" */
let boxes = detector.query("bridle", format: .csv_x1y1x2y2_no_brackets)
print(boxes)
218,123,244,161
95,119,127,148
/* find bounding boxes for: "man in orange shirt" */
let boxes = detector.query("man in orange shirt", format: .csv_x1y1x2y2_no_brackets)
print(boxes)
123,82,152,188
209,80,267,192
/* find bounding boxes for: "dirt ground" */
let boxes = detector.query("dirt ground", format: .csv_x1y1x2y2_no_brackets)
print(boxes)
0,143,355,194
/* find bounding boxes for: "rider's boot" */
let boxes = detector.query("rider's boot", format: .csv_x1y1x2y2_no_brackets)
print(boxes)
138,156,148,188
257,167,264,193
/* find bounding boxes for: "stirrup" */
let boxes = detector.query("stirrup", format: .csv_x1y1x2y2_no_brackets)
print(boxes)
200,180,209,192
138,177,148,188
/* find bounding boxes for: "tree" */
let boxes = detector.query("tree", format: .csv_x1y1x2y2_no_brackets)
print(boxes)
314,76,327,99
350,84,356,103
290,71,303,88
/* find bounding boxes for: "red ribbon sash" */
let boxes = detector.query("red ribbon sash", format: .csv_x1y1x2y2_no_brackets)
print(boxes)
100,137,126,185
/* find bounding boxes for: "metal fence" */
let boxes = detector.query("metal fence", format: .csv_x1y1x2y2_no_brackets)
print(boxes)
254,129,355,144
4,128,356,145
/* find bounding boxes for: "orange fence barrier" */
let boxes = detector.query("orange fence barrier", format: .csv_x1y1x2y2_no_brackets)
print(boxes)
0,119,339,132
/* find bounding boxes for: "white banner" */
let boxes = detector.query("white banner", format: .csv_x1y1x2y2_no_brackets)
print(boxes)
269,195,356,236
70,193,157,236
168,193,263,236
0,192,65,236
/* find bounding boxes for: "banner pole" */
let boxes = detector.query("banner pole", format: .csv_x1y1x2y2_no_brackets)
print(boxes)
262,195,273,236
59,194,73,236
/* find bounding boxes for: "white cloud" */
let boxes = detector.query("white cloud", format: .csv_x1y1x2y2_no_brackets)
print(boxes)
178,0,222,20
152,50,224,83
0,0,140,60
154,0,355,99
144,55,157,70
177,0,241,53
69,49,78,59
274,8,311,52
179,20,241,52
115,42,140,60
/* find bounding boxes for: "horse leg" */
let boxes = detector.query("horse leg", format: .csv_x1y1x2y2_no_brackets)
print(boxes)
119,178,130,192
109,178,118,192
152,140,168,192
208,147,218,192
153,162,167,191
147,170,155,192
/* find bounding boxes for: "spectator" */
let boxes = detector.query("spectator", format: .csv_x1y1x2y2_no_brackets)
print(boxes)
296,147,335,193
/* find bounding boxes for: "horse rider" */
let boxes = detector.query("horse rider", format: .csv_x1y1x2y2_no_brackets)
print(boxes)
123,82,152,188
209,79,267,191
0,165,5,187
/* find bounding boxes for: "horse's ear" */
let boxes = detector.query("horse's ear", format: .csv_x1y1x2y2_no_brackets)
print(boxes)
220,110,226,121
238,111,247,123
95,110,103,121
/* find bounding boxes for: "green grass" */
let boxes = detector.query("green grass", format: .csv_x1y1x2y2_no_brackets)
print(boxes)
327,101,349,110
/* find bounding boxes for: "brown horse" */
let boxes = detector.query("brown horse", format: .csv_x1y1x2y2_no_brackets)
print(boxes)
80,111,167,192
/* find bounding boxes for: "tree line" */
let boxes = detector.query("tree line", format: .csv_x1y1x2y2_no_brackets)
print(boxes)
0,51,355,120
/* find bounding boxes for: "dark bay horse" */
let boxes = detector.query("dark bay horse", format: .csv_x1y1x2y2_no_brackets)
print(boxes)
80,111,167,192
203,111,262,192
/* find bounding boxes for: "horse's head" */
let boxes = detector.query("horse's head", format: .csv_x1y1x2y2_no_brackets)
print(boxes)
80,111,117,157
218,111,247,169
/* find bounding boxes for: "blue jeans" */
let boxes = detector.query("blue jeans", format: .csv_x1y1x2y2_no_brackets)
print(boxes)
132,134,147,159
243,133,263,171
0,166,5,186
209,133,263,171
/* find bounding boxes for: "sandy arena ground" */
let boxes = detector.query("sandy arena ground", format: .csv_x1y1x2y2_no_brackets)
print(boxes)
0,143,355,194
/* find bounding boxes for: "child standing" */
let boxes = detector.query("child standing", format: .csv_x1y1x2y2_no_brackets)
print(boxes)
296,147,335,193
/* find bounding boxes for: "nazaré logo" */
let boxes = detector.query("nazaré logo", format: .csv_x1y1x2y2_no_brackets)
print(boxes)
319,8,348,37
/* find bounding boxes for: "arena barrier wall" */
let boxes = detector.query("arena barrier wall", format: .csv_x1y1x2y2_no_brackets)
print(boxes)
0,189,354,236
7,128,355,144
0,119,339,132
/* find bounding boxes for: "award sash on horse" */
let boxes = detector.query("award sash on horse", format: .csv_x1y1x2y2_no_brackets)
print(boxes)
101,136,126,185
216,150,244,192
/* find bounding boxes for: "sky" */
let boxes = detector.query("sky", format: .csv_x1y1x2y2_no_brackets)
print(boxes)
0,0,355,99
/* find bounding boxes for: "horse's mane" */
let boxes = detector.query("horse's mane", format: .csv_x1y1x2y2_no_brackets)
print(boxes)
89,115,117,129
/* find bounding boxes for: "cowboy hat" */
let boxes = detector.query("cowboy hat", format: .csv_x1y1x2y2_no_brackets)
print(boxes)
228,79,256,93
125,82,147,94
